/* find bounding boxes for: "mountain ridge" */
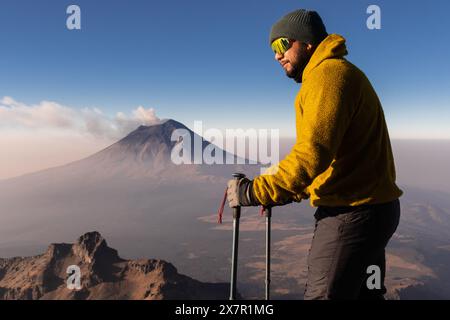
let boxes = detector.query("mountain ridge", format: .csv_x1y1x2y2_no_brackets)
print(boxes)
0,231,232,300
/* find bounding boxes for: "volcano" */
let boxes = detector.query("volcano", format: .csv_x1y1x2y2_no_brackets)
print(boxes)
76,119,241,177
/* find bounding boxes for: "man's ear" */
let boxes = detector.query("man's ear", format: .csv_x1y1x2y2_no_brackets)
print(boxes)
306,43,317,55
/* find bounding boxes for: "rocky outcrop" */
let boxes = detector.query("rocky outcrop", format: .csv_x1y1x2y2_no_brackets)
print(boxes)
0,232,230,300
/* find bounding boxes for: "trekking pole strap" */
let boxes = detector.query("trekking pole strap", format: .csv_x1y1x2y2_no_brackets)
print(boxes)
217,187,228,224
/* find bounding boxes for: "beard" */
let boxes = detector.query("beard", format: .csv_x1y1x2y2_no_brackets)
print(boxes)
285,64,304,83
285,50,312,83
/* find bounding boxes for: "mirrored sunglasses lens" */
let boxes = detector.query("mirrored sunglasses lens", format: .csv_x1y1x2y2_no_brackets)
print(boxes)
271,38,289,54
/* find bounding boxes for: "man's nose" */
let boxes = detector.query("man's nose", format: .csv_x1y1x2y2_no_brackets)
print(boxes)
274,52,283,61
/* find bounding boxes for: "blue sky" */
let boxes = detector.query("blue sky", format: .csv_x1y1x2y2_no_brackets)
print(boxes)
1,0,449,138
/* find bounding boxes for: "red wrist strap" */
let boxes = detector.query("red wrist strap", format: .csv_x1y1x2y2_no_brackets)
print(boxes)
217,187,228,224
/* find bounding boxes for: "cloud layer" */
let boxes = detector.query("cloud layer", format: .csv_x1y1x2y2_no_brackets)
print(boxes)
0,96,162,140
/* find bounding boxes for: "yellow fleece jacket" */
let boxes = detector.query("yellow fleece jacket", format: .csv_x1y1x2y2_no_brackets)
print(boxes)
253,34,403,207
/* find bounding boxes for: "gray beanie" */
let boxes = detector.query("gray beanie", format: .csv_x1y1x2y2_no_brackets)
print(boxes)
269,9,328,45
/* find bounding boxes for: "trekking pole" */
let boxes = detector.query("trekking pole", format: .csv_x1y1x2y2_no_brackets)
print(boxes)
229,172,245,300
264,206,272,300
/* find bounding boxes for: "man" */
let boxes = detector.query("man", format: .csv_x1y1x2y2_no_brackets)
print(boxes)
226,9,403,300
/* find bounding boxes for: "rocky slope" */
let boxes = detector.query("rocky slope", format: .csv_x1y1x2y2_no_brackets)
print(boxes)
0,232,230,300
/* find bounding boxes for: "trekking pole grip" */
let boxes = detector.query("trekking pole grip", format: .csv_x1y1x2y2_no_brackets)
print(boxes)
232,172,245,218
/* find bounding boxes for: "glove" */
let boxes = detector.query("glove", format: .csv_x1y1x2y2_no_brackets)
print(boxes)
227,178,260,208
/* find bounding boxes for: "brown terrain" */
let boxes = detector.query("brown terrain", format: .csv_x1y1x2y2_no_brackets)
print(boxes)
0,231,229,300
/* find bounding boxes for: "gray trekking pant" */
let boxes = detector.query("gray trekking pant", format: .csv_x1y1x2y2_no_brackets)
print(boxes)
304,199,400,300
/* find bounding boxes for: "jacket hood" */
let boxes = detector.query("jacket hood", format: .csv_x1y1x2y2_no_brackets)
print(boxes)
302,34,348,82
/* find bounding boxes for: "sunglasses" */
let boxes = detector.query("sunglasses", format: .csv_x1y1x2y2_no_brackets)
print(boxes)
271,37,293,55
